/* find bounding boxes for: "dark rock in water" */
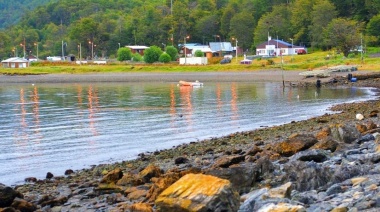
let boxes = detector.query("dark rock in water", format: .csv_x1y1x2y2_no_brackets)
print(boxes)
174,156,189,165
24,177,37,183
64,169,74,175
0,184,23,207
356,134,375,144
46,172,54,179
290,149,329,163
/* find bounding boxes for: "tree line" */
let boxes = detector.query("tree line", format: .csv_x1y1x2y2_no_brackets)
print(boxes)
1,0,380,60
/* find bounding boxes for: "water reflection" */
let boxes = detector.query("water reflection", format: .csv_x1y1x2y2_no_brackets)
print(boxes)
179,86,194,128
32,86,41,140
0,82,375,186
169,85,176,126
230,83,239,121
87,85,99,138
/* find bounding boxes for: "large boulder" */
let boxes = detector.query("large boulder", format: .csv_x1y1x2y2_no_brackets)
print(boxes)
155,174,240,212
206,165,258,194
330,123,361,144
0,184,23,207
100,168,123,184
138,164,162,184
11,198,37,212
272,134,319,157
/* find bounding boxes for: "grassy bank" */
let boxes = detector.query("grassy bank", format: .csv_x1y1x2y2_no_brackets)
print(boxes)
1,50,380,75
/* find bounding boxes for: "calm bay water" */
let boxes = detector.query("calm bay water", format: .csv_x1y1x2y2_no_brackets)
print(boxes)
0,82,376,185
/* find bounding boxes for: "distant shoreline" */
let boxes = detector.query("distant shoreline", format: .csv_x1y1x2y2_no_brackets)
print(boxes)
0,70,361,84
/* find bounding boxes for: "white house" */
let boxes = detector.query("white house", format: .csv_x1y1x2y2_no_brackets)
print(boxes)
256,39,307,56
1,57,29,68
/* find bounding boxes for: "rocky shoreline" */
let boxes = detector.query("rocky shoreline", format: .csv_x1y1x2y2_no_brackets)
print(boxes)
1,72,380,212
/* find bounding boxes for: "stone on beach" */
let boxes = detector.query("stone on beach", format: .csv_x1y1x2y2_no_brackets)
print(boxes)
155,173,240,212
272,134,319,157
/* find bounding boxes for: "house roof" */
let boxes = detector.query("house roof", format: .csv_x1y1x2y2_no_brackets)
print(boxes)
1,57,29,63
256,39,304,49
209,42,233,52
126,45,149,50
186,45,213,53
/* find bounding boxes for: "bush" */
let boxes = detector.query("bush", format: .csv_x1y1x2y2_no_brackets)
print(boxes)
266,59,275,65
117,47,132,61
131,53,143,62
159,52,171,63
194,50,204,57
208,57,222,64
166,46,178,61
144,46,163,63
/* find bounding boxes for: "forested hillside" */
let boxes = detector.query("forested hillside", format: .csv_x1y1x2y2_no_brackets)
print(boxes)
0,0,56,29
0,0,380,60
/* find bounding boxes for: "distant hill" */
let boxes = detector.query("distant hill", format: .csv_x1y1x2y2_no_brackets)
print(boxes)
0,0,56,29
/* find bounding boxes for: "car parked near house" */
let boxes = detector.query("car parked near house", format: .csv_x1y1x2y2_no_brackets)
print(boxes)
220,58,231,64
297,49,307,55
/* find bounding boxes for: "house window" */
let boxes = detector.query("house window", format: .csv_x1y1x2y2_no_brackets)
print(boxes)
11,63,15,68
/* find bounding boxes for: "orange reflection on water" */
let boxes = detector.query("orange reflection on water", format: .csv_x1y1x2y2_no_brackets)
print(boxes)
179,86,193,126
76,85,83,106
31,86,41,140
87,86,99,136
19,88,27,128
216,84,222,112
230,83,239,120
169,85,177,125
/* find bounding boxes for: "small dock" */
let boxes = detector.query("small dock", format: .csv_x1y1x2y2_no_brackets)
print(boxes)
299,65,358,78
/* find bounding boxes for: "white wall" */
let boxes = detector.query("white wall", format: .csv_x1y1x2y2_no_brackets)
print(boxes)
179,57,208,65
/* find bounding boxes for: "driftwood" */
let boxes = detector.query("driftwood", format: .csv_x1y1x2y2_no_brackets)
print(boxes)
354,73,380,80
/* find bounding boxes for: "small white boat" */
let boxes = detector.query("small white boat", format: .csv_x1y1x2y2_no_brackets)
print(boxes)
178,80,203,87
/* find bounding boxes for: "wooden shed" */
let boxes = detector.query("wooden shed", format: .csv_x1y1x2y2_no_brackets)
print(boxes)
126,45,149,56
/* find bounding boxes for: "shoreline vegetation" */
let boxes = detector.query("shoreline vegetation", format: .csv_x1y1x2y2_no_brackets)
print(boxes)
1,57,380,211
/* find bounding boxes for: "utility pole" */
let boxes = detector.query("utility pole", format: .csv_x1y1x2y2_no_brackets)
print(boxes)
184,36,189,64
34,42,39,61
62,40,65,61
361,33,363,64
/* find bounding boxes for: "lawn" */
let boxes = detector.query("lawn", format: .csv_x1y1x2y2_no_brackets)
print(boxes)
1,50,380,75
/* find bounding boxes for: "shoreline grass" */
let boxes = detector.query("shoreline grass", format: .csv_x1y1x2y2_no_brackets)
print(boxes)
1,51,379,75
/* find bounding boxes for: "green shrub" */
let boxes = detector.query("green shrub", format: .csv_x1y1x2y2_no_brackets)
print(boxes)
159,52,171,63
144,46,163,63
117,47,132,61
194,50,204,57
131,53,142,62
166,46,178,61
